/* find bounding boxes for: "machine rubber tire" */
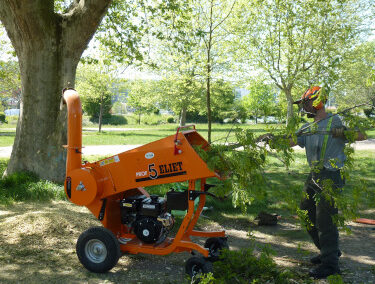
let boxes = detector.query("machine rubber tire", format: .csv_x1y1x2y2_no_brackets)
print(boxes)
76,226,121,273
204,237,229,261
185,256,213,278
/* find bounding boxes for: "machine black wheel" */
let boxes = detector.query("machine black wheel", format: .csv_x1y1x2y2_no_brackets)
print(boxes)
76,226,121,273
204,237,229,261
185,256,213,278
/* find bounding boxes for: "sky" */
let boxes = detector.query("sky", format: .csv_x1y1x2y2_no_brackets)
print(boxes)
0,26,14,61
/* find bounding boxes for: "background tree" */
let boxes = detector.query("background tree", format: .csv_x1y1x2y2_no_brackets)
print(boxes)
144,0,205,126
334,40,375,112
183,79,236,124
111,79,129,115
159,75,203,126
0,24,20,110
235,0,368,123
192,0,237,143
76,63,114,132
241,79,275,123
126,79,160,124
210,79,236,123
0,60,21,111
152,34,204,126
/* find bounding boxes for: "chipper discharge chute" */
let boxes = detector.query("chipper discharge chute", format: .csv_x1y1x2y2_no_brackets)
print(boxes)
63,89,228,277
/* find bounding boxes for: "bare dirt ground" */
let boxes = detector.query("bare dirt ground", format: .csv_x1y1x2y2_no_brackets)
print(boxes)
0,201,374,284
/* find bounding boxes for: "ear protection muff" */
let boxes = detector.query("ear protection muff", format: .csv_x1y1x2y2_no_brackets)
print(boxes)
311,89,323,110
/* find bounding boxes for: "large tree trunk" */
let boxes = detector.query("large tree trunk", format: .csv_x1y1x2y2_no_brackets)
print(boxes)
0,0,111,182
5,47,77,182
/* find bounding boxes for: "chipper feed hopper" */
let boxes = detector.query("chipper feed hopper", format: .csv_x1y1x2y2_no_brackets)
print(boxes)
63,89,228,277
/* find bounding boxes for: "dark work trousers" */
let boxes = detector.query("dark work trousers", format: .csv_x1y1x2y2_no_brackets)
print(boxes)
300,169,344,268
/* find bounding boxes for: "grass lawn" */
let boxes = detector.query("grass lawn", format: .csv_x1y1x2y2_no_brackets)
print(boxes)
82,123,274,145
0,132,15,147
0,123,273,147
84,126,374,145
1,121,374,147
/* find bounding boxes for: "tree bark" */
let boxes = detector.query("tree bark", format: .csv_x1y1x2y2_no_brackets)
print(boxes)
206,65,212,143
205,0,215,144
0,0,111,182
284,88,294,125
179,106,187,126
99,94,103,133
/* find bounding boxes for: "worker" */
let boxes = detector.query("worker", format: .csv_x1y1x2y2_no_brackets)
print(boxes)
290,86,366,279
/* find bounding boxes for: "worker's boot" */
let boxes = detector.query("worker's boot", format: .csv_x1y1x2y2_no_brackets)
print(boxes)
310,251,341,265
309,264,341,279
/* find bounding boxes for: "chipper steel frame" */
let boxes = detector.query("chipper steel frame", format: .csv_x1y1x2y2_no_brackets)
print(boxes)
63,89,228,276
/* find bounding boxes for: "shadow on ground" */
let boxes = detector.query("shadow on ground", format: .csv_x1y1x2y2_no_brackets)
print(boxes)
0,201,374,284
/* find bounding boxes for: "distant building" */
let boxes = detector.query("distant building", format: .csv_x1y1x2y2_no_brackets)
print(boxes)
4,108,20,116
234,88,250,100
159,109,174,115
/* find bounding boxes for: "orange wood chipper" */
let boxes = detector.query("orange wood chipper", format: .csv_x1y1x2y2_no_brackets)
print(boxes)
63,89,228,277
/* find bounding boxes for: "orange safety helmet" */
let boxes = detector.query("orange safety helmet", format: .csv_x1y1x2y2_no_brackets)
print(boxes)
293,86,327,110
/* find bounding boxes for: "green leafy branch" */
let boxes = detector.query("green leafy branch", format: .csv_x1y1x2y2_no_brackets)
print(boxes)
194,107,374,226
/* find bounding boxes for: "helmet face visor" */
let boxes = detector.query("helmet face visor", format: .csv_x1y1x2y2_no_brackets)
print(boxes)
293,97,315,107
294,97,317,117
293,99,303,105
302,98,317,117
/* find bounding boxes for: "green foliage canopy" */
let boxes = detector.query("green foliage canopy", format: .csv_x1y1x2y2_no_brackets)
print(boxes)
234,0,369,122
241,79,276,122
159,75,203,121
335,40,375,112
126,79,160,116
94,0,193,67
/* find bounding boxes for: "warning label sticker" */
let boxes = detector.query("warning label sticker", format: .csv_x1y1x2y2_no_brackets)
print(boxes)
100,155,120,166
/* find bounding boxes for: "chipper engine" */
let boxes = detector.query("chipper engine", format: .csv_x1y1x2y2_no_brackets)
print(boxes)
63,89,228,277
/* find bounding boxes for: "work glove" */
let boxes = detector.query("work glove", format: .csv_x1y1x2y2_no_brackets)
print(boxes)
331,127,346,138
